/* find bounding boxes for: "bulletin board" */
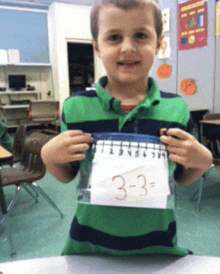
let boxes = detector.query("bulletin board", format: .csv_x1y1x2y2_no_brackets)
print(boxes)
178,0,207,51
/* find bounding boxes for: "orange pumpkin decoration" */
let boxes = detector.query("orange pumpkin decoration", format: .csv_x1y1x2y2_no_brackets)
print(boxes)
179,78,197,95
156,63,172,79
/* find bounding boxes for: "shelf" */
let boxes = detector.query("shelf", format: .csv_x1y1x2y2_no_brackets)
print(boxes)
0,121,39,128
0,91,38,95
70,81,83,85
69,64,93,71
69,69,93,73
0,105,29,109
0,63,51,67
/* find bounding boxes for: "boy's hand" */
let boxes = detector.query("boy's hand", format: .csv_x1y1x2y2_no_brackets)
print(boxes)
41,130,94,165
159,128,213,173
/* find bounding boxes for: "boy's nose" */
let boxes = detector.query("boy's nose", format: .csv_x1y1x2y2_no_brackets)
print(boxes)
121,39,136,54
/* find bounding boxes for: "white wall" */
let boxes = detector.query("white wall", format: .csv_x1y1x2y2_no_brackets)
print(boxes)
214,38,220,113
48,2,106,111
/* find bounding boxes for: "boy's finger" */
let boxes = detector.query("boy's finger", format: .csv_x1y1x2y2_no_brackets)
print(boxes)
159,128,168,136
67,130,84,136
167,146,184,155
159,128,180,140
71,135,94,144
69,143,91,154
67,130,92,137
165,128,193,140
69,153,86,162
159,135,181,147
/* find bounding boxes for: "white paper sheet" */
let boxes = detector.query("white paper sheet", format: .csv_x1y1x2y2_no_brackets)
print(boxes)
8,49,20,64
0,49,8,64
78,134,172,209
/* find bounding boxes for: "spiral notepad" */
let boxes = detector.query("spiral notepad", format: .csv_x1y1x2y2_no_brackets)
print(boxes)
77,133,174,209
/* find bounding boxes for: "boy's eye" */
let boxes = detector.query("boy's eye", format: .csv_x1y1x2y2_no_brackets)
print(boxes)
107,34,121,41
135,32,148,40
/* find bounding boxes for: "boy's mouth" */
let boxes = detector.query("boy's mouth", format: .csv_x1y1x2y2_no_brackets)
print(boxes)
117,61,141,69
118,61,140,66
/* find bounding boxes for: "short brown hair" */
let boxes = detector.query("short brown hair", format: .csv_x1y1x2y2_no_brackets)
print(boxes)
90,0,163,42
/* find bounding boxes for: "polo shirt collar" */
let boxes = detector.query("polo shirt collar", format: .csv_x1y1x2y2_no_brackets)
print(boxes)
95,76,161,111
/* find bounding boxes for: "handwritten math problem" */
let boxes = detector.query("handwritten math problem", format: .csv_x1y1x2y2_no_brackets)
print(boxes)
78,135,172,209
112,173,156,201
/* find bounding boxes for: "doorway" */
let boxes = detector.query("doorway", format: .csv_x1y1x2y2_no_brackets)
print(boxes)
67,42,94,96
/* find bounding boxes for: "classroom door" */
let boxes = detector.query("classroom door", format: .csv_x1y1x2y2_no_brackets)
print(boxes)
67,42,94,95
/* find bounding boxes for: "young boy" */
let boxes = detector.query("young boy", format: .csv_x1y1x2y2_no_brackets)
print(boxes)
41,0,212,256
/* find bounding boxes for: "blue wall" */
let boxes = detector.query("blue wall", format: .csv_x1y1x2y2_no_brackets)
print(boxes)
0,8,49,63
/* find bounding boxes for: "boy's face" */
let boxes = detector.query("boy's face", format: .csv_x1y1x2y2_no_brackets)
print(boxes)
92,5,163,88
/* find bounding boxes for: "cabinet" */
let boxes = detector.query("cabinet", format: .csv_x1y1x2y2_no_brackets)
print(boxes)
0,91,41,128
67,43,94,96
0,64,53,128
69,63,94,95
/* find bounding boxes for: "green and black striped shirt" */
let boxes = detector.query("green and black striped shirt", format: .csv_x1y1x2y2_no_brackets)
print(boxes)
61,76,193,256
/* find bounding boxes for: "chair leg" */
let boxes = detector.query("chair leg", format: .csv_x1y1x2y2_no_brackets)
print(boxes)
189,178,204,211
0,211,16,257
29,183,65,218
22,185,39,203
190,189,199,201
197,164,215,212
27,183,39,197
197,178,204,212
7,186,21,215
4,214,16,257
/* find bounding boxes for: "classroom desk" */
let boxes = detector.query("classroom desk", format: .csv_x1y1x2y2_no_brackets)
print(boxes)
0,146,12,163
199,119,220,144
200,119,220,125
200,119,220,164
1,255,220,274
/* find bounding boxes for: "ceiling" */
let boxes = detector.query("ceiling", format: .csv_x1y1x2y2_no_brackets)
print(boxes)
0,0,94,6
54,0,94,5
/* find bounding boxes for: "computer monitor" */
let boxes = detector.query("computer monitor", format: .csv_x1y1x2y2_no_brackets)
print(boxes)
8,75,26,91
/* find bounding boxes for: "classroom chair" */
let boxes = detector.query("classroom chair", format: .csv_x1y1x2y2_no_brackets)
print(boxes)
0,133,65,256
10,124,26,166
190,164,215,212
192,113,220,211
0,189,16,257
27,100,60,135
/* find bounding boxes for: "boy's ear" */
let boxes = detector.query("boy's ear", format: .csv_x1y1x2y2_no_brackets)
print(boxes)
156,34,164,54
91,39,101,59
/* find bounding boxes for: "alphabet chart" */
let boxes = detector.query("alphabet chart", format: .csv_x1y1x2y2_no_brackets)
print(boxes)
78,133,174,209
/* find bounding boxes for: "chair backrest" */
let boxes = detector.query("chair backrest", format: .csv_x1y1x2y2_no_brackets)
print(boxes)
21,133,49,173
12,124,26,161
27,100,59,122
203,113,220,120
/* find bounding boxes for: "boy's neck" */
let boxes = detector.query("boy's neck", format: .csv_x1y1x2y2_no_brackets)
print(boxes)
105,79,149,106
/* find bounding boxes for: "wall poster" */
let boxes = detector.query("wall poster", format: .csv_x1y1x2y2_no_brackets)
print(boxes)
158,36,171,59
216,0,220,36
162,8,170,32
178,0,207,51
